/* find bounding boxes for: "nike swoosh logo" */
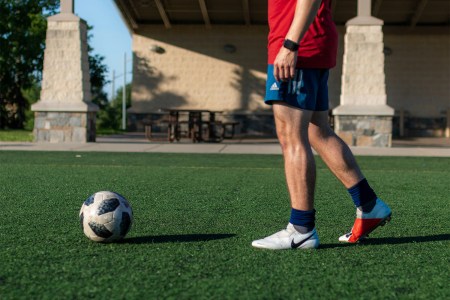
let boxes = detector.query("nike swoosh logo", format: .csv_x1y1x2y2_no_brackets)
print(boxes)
291,232,315,249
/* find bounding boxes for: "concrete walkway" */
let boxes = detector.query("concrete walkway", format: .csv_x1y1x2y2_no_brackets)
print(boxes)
1,133,449,157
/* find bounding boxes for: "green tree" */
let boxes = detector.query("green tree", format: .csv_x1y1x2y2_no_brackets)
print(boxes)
21,79,41,130
10,26,110,132
0,0,58,129
87,25,109,110
0,1,110,130
97,83,131,131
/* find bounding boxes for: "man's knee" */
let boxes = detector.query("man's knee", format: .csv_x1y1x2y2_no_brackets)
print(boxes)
277,127,295,151
277,127,310,155
308,124,334,148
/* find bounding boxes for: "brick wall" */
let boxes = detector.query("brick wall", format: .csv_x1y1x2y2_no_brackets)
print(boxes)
384,32,449,136
384,33,450,118
131,25,268,114
130,25,449,136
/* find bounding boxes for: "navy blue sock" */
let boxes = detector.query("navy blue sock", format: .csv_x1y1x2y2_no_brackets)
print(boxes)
289,208,315,233
347,178,377,209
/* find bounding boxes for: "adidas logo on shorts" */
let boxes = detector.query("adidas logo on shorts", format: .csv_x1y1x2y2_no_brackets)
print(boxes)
270,82,279,91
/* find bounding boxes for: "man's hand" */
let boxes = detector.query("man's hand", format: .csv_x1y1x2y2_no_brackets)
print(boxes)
272,0,322,82
273,47,298,82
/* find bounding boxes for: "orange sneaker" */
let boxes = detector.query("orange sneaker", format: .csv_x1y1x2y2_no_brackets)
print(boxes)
339,198,392,243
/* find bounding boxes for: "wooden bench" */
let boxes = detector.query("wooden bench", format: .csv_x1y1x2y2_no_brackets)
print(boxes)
201,121,224,143
144,112,239,142
145,120,205,142
144,121,177,142
222,122,239,139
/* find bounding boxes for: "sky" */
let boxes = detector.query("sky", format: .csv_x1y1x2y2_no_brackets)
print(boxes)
74,0,132,100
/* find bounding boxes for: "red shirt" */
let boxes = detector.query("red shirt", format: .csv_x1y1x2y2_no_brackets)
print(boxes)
268,0,338,69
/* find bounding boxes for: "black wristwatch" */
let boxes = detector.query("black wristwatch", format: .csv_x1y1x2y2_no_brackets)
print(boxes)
283,39,299,51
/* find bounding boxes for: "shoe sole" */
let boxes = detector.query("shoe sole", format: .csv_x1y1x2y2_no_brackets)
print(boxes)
357,213,392,242
251,237,320,250
252,234,320,250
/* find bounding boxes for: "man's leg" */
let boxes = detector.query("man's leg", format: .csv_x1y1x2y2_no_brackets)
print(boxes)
308,111,392,243
308,111,363,189
274,103,315,211
251,103,319,250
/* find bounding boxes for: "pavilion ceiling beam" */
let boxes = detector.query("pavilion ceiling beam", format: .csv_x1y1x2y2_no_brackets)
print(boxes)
128,0,142,20
154,0,171,29
198,0,212,28
242,0,251,25
114,0,139,30
410,0,429,28
372,0,383,17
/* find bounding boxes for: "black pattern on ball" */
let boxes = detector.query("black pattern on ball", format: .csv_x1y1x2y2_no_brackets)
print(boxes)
96,198,120,215
120,212,131,236
84,195,95,206
79,212,84,230
88,221,113,238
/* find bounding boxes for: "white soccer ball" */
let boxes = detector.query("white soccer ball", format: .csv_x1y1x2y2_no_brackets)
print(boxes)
79,191,133,242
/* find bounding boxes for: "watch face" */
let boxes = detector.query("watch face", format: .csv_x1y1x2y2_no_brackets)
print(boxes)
283,39,298,51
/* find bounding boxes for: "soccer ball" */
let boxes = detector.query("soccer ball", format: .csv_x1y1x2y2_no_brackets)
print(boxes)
79,191,133,242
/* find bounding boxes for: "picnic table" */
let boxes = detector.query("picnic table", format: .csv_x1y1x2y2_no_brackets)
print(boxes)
145,109,238,143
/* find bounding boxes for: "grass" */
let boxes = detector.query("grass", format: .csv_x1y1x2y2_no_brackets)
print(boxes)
0,129,126,141
0,130,33,142
0,151,448,299
96,128,127,136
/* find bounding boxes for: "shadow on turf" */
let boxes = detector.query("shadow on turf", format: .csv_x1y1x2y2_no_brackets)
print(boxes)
120,233,236,244
320,234,450,249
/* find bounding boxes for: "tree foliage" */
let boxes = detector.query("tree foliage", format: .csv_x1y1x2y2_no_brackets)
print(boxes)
0,0,59,128
0,1,110,130
87,25,109,111
97,83,131,131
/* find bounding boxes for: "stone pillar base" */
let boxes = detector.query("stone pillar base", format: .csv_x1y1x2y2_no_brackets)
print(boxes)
335,115,393,147
33,112,96,143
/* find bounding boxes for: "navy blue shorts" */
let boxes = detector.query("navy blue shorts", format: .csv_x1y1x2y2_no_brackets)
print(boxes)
264,65,330,111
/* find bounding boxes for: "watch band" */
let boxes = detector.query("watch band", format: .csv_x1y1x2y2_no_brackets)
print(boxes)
283,39,299,51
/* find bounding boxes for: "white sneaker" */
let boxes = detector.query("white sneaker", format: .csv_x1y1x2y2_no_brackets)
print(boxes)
252,223,319,250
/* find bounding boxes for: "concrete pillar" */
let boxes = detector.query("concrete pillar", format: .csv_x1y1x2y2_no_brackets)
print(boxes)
31,0,98,143
333,0,394,147
60,0,74,13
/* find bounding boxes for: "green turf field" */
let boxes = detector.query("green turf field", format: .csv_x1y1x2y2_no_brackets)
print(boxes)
0,130,33,142
0,151,448,299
